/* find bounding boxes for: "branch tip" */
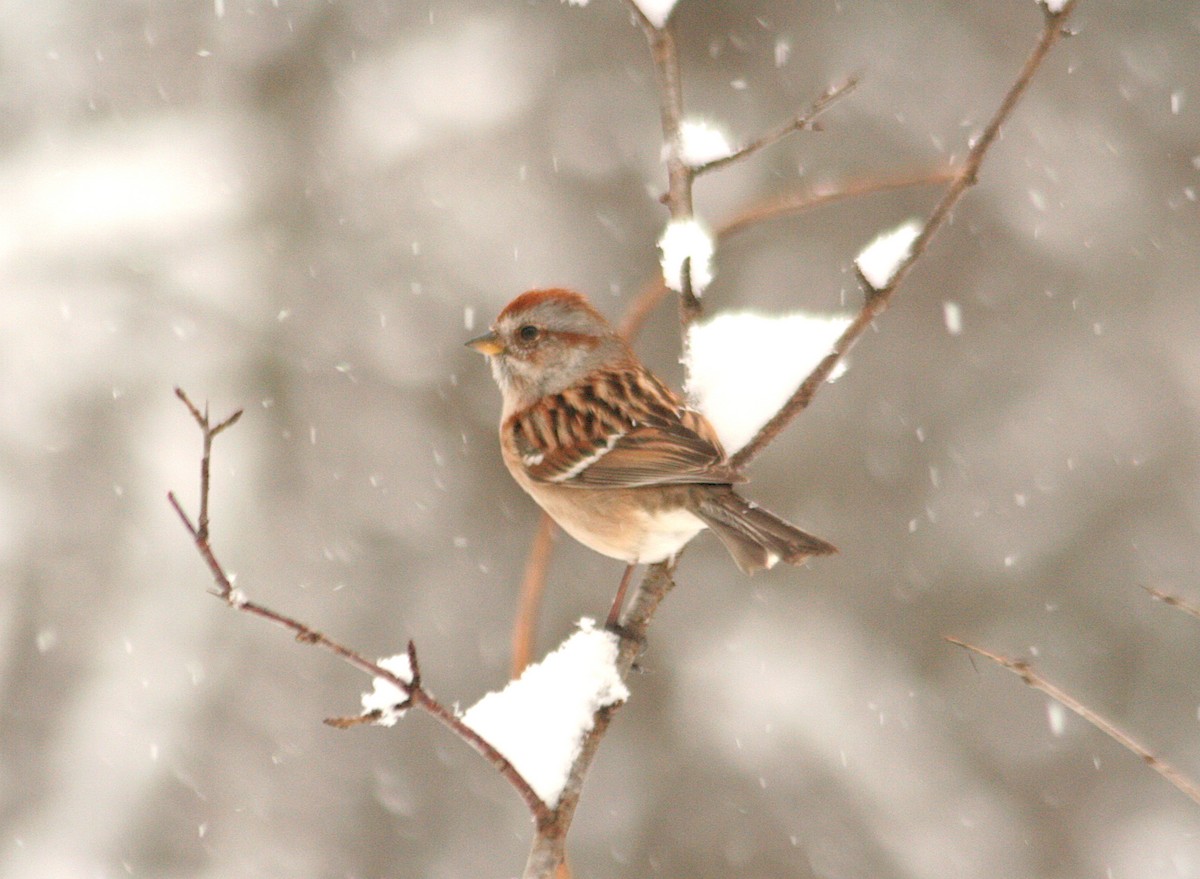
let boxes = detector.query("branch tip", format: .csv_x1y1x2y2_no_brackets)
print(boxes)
1142,585,1200,620
213,409,244,435
174,387,205,427
948,633,1200,808
692,74,861,176
325,710,384,729
406,639,422,688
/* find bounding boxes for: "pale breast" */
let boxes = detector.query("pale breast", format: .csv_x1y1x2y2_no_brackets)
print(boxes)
510,466,707,565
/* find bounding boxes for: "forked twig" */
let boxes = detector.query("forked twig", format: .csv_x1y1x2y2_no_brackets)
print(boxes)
622,3,853,330
947,637,1200,808
172,386,241,542
167,388,549,822
691,76,860,176
730,0,1081,470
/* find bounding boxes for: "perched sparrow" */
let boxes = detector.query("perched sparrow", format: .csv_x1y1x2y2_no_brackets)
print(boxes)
468,288,835,597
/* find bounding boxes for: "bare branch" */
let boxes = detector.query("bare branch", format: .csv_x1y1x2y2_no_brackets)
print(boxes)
609,169,953,345
406,638,422,688
511,514,558,676
1143,585,1200,622
174,387,242,541
623,5,699,327
407,686,550,819
947,637,1200,808
691,75,860,176
169,389,550,823
730,0,1079,470
717,168,956,239
325,710,385,729
615,277,672,342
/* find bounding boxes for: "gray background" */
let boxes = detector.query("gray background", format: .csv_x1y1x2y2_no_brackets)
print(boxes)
2,1,1198,877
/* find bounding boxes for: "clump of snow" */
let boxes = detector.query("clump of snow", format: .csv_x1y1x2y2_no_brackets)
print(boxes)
361,653,414,727
855,219,921,290
461,619,628,807
1046,700,1067,736
562,0,678,24
630,0,680,27
942,301,963,336
774,38,791,68
1039,0,1067,12
679,119,733,166
684,311,852,454
659,218,715,294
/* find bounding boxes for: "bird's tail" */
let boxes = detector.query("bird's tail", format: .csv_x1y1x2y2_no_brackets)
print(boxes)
692,488,836,574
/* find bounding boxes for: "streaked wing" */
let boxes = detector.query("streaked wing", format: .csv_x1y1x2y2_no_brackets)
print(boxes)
506,367,738,488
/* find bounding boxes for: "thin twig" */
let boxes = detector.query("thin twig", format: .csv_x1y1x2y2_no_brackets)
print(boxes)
622,0,699,328
511,514,557,676
729,1,1079,470
167,492,412,700
609,169,954,345
717,168,956,240
174,387,241,541
691,76,860,176
169,390,550,822
615,277,672,342
1142,585,1200,622
946,637,1200,808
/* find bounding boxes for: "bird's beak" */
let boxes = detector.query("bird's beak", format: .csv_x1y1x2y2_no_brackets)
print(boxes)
466,331,504,356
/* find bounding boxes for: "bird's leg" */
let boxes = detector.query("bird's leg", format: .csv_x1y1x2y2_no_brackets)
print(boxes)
605,564,636,630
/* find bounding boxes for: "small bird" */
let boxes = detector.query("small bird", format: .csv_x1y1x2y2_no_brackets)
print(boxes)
468,288,835,624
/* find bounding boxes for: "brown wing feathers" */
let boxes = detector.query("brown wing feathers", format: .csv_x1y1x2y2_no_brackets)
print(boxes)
507,367,735,488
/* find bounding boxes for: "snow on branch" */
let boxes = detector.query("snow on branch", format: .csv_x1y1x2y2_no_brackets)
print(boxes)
854,218,921,290
629,0,680,28
462,619,628,807
658,218,715,295
563,0,678,29
684,311,851,454
678,119,733,167
360,653,415,727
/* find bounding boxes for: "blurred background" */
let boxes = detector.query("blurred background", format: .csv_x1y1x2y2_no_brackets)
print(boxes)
1,1,1198,876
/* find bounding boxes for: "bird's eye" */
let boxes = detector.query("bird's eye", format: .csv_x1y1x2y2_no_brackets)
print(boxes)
517,324,540,343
